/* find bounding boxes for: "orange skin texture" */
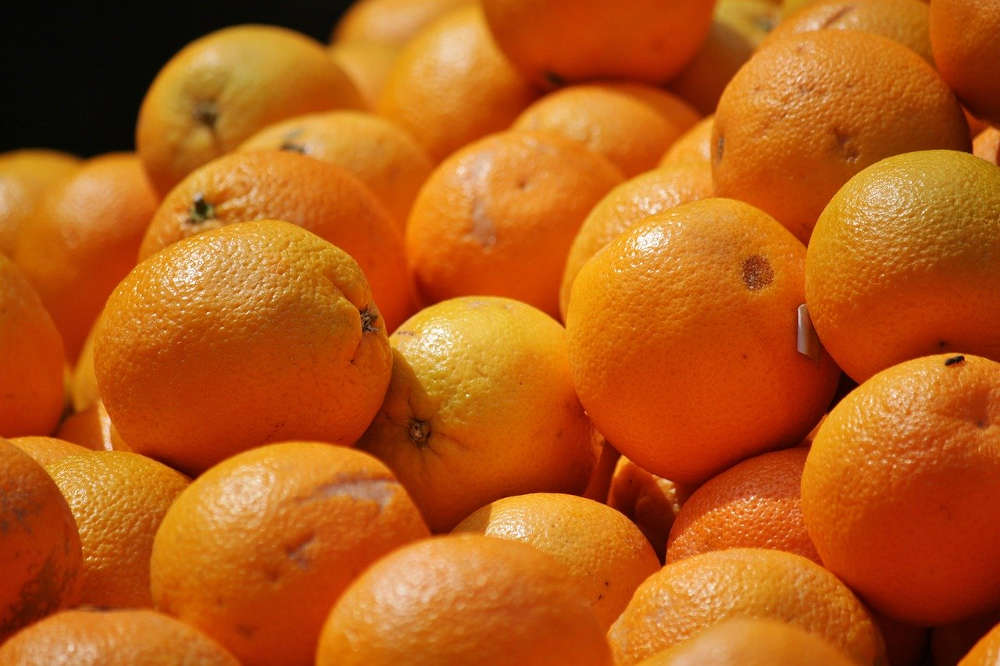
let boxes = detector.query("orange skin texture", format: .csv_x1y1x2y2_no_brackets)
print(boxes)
481,0,716,87
666,447,821,564
14,153,159,361
974,128,1000,165
559,162,714,318
332,0,473,46
513,83,701,178
0,608,239,666
607,456,691,562
238,110,433,230
136,24,363,196
315,534,614,666
55,401,130,453
635,618,858,666
931,0,1000,126
328,41,400,110
377,5,539,162
150,442,429,666
712,30,970,242
138,149,416,332
608,548,885,666
805,150,1000,383
763,0,933,63
0,440,82,642
358,296,595,533
802,354,1000,626
46,452,189,609
661,115,714,168
668,0,780,116
8,437,92,467
96,220,393,475
0,254,65,437
566,198,840,485
452,492,660,629
406,130,623,317
0,149,80,256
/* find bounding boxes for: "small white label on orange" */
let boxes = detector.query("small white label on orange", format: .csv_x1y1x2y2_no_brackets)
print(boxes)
797,304,820,360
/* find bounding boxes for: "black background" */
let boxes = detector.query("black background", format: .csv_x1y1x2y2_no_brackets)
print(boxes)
1,1,356,157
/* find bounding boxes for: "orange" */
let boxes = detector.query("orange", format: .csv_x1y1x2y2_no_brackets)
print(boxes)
138,149,415,332
802,353,1000,625
0,439,81,641
480,0,716,87
331,0,472,46
14,152,159,360
635,617,858,666
763,0,933,63
713,30,970,242
358,296,595,532
607,547,885,665
70,320,99,412
46,451,188,608
0,253,64,437
559,161,714,318
8,436,92,466
930,0,1000,126
512,83,701,177
136,24,363,195
315,534,613,666
805,150,1000,382
962,622,1000,666
377,5,538,162
0,608,239,666
150,442,429,666
328,41,399,109
566,198,840,484
666,447,820,563
55,401,130,453
607,456,692,562
668,0,780,115
237,110,433,229
975,128,1000,165
0,149,80,256
660,115,714,167
581,432,620,502
934,611,1000,666
405,130,623,317
96,220,393,475
453,492,660,629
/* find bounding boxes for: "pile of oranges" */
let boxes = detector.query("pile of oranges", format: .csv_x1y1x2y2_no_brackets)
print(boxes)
2,0,1000,663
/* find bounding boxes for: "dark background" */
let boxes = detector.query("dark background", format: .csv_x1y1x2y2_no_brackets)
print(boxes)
0,1,356,157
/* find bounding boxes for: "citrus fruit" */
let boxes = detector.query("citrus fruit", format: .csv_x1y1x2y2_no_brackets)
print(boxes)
930,0,1000,126
607,456,692,562
332,0,472,46
56,401,130,453
8,436,92,466
974,128,1000,165
327,41,399,109
660,115,714,168
0,149,80,256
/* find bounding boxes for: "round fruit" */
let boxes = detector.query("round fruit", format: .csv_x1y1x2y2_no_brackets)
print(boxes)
660,115,714,168
327,41,400,109
958,620,1000,666
0,149,80,256
974,128,1000,165
8,436,92,466
607,456,691,562
930,0,1000,126
331,0,472,46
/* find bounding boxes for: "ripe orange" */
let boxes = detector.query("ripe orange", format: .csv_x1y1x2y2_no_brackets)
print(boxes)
96,220,393,474
358,296,596,532
56,400,129,453
138,149,415,332
377,4,538,162
8,436,92,466
405,130,623,317
931,610,1000,666
581,432,620,502
660,115,714,167
0,439,81,641
46,451,189,608
331,0,472,46
151,442,429,666
453,492,660,628
635,617,858,666
566,198,840,484
802,353,1000,625
805,150,1000,382
713,30,970,242
763,0,933,63
136,24,363,195
0,253,64,437
975,128,1000,165
480,0,716,87
69,320,100,413
666,447,820,563
512,83,700,177
327,41,399,109
0,149,80,256
0,608,239,666
608,547,885,665
607,456,692,562
559,162,714,318
930,0,1000,126
14,153,159,360
237,110,433,229
315,534,613,665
